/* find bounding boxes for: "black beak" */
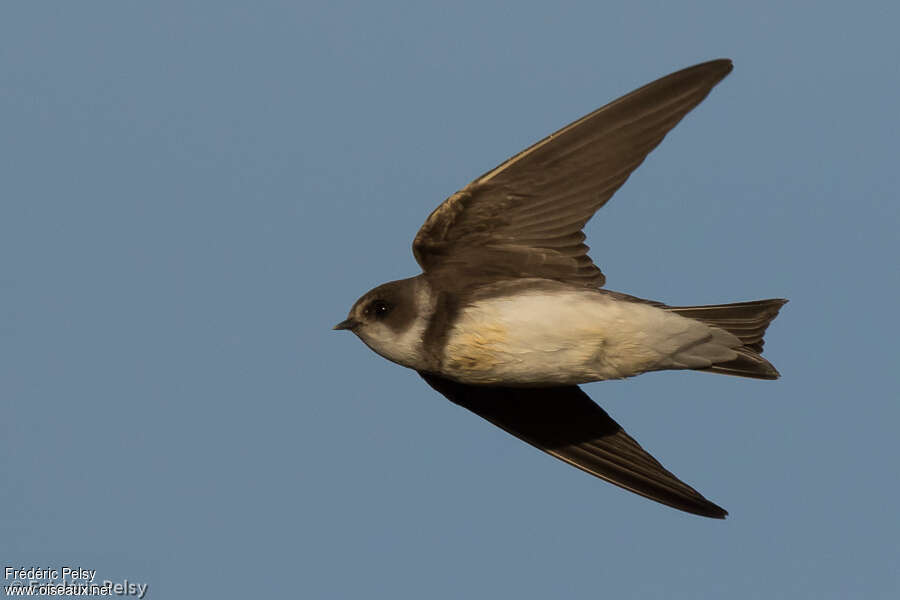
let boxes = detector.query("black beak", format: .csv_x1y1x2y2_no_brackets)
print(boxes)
333,318,357,331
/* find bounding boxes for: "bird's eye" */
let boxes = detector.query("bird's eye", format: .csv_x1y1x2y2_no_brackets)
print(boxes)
369,299,391,319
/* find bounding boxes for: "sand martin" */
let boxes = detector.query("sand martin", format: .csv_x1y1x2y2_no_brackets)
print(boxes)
335,59,786,518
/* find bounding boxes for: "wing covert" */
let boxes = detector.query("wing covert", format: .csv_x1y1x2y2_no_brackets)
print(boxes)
413,59,733,287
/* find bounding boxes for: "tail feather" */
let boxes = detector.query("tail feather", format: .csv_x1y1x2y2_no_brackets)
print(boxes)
668,299,787,379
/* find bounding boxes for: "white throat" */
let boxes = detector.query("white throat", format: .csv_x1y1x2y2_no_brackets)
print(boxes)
358,278,435,371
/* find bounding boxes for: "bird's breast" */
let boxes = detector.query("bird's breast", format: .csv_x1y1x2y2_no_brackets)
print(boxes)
441,290,691,385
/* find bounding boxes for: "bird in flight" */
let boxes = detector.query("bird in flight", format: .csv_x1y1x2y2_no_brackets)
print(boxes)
334,59,786,518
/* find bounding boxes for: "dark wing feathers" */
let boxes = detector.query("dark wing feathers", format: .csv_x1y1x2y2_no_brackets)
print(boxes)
413,59,733,287
409,61,743,518
419,372,727,519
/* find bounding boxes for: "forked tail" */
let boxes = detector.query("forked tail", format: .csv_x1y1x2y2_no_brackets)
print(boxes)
668,298,788,379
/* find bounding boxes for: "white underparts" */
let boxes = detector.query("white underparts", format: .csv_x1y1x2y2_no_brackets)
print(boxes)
442,290,741,385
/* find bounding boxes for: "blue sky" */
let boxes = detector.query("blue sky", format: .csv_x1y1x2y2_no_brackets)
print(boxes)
3,2,898,598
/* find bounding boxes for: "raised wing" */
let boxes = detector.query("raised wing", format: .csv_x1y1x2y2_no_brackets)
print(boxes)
419,372,727,519
413,59,733,287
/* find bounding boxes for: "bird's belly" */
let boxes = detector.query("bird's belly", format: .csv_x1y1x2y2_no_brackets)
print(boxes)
441,291,681,385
